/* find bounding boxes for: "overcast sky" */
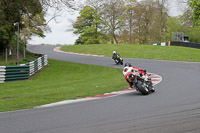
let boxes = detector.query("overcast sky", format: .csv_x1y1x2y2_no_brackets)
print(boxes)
29,0,187,45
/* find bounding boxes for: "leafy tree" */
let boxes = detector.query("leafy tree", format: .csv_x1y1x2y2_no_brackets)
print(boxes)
165,16,184,41
101,0,125,44
154,0,168,42
187,26,200,42
123,0,137,44
129,0,168,44
73,6,105,44
133,0,156,44
188,0,200,26
0,0,43,49
166,11,200,43
20,12,50,58
84,0,111,44
21,12,50,43
182,9,200,43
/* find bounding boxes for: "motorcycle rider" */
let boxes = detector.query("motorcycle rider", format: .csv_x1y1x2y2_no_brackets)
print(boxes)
112,51,120,61
123,62,145,89
123,63,154,93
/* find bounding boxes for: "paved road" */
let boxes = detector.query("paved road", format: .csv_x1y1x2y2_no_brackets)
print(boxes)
0,45,200,133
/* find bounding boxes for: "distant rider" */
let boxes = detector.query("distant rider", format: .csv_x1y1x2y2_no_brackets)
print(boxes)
112,51,120,60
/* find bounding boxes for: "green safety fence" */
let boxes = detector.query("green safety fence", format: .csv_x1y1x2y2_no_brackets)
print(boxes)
0,55,48,83
153,41,171,46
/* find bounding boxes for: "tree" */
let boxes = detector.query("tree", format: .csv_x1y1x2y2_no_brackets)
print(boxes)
85,0,104,11
166,10,200,43
40,0,75,10
0,0,43,50
73,6,105,44
101,0,125,44
188,0,200,26
20,12,50,43
20,12,50,58
128,0,168,44
123,0,137,44
165,16,184,40
154,0,168,42
181,8,200,43
133,0,157,44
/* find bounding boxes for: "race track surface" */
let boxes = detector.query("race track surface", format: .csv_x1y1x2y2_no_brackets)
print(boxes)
0,45,200,133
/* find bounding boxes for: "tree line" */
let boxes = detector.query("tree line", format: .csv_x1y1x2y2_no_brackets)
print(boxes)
73,0,200,45
0,0,199,49
0,0,73,50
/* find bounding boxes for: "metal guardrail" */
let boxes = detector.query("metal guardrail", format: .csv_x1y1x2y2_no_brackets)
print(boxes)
170,41,200,49
153,41,170,46
153,41,200,49
0,55,48,83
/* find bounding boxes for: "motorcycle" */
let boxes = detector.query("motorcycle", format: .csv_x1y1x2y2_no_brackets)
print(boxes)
127,70,155,95
113,55,123,65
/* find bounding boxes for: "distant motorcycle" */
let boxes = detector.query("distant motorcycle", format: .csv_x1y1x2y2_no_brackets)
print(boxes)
127,70,155,95
112,51,123,65
113,55,123,65
114,56,123,65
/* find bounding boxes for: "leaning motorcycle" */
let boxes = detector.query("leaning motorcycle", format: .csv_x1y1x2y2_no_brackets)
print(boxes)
113,55,123,65
128,71,155,95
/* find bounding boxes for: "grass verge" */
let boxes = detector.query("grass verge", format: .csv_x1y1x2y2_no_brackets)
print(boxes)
0,59,127,112
61,44,200,62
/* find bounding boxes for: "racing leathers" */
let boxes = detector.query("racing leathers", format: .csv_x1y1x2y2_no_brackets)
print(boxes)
123,66,146,88
112,53,120,60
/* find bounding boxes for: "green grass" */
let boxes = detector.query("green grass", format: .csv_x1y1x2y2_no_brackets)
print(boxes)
61,44,200,62
0,59,127,112
0,59,18,66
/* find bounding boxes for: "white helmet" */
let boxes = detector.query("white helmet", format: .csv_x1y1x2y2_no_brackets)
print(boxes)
113,51,116,54
123,66,132,77
123,66,138,77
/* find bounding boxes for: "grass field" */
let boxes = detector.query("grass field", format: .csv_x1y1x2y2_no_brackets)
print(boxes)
0,59,127,112
61,44,200,62
1,44,199,112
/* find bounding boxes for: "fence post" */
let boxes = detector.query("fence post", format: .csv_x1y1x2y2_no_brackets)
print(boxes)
5,48,8,65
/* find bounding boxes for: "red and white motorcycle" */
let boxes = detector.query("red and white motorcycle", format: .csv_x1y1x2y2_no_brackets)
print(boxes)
123,65,155,95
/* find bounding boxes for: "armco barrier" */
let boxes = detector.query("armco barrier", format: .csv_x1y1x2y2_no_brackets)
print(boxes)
170,41,200,49
0,65,30,83
0,55,48,83
153,41,200,49
153,41,171,46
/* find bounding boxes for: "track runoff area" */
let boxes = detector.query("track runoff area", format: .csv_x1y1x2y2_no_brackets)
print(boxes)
35,47,162,109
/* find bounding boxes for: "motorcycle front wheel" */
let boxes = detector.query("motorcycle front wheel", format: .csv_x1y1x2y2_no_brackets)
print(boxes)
136,81,149,95
119,59,123,65
147,81,155,92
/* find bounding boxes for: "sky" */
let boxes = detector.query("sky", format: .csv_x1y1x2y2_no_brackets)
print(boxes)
29,0,187,45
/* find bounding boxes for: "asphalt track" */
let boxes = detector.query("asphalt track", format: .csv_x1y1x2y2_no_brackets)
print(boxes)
0,45,200,133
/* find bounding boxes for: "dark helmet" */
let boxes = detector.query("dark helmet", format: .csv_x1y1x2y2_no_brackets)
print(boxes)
124,62,132,67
